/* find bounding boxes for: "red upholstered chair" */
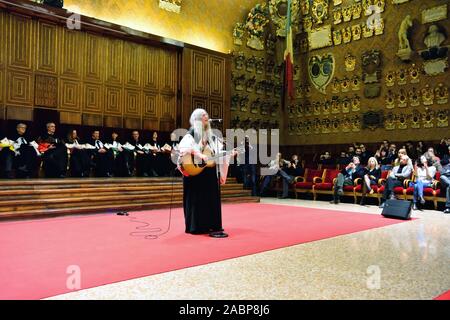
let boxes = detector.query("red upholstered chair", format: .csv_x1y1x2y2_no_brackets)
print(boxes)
294,168,324,198
319,164,338,170
406,171,444,210
312,169,341,201
377,170,409,202
354,170,390,204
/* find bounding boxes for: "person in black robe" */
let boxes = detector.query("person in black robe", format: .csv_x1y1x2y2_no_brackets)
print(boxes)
129,130,150,177
12,123,39,178
148,131,164,176
66,129,91,178
108,131,133,177
87,130,114,177
178,108,235,238
0,128,15,179
37,122,68,178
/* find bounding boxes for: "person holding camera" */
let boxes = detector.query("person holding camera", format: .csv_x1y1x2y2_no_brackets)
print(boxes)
411,155,436,210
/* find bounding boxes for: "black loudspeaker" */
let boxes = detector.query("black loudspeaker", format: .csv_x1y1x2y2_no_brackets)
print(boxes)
381,199,412,220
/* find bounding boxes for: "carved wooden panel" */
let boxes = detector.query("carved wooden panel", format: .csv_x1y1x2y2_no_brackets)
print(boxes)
60,79,81,111
60,111,82,125
0,12,4,67
142,46,159,92
124,42,141,87
209,99,223,119
209,56,224,99
35,74,57,108
7,71,32,106
143,91,157,118
83,113,103,127
191,96,207,112
7,14,33,71
105,86,122,115
143,118,159,131
0,105,5,120
105,39,123,85
6,105,33,121
192,51,208,96
36,21,57,74
124,117,141,130
159,50,177,94
84,33,103,82
0,69,3,104
160,94,176,120
104,115,122,128
83,83,102,113
124,88,141,117
60,28,82,79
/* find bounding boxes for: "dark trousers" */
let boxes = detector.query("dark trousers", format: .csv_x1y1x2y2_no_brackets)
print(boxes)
42,145,68,178
440,175,450,208
135,153,151,177
332,173,353,201
0,148,14,178
69,149,91,177
92,150,114,177
382,177,403,200
242,164,257,196
14,145,39,178
260,169,292,197
113,150,133,177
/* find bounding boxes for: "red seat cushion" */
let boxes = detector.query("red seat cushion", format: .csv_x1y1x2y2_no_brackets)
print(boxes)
393,186,404,194
343,185,354,192
378,185,385,193
304,169,323,182
295,182,313,189
424,188,437,196
405,187,414,195
354,185,379,192
314,183,333,190
323,169,341,183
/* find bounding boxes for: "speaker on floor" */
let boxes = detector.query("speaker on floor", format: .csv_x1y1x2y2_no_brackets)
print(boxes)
381,199,412,220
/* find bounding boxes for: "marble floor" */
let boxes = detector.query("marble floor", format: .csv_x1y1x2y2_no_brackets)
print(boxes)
46,198,450,300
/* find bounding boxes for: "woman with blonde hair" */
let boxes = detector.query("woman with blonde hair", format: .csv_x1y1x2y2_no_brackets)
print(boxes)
360,157,381,205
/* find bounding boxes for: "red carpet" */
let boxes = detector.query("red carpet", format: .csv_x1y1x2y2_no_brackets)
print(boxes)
0,203,407,299
435,290,450,300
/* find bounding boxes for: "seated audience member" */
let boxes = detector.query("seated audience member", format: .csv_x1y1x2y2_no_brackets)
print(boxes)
129,130,150,177
108,131,133,177
337,151,349,167
148,131,163,177
411,155,436,210
37,122,68,178
394,148,413,167
319,151,334,167
387,144,397,164
66,129,91,177
0,131,14,179
88,130,114,177
360,157,381,205
287,154,303,177
260,153,294,199
423,147,441,171
439,146,450,214
379,155,413,208
12,123,39,178
346,146,355,162
375,148,392,171
359,144,371,165
331,156,365,204
436,138,449,159
416,141,425,158
405,141,417,160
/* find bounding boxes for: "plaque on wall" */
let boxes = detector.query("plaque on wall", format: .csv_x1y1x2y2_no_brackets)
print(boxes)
362,111,383,130
35,75,58,108
308,25,333,50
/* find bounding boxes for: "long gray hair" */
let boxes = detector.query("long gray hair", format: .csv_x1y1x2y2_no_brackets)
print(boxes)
189,108,214,146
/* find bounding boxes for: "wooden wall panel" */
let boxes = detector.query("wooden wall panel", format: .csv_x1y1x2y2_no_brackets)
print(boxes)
159,50,177,94
36,21,57,74
124,88,141,117
7,14,33,71
84,33,103,83
0,12,4,67
191,51,208,96
105,39,123,85
209,56,224,99
142,47,159,92
60,111,81,125
209,99,223,120
143,91,158,118
0,69,3,105
123,42,141,88
60,79,80,111
7,70,32,106
60,29,83,79
83,83,102,114
6,105,33,121
105,86,122,116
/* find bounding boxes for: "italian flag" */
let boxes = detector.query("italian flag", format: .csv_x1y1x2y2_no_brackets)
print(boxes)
284,0,294,101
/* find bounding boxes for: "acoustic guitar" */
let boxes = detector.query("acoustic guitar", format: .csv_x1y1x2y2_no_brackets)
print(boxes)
178,145,245,177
